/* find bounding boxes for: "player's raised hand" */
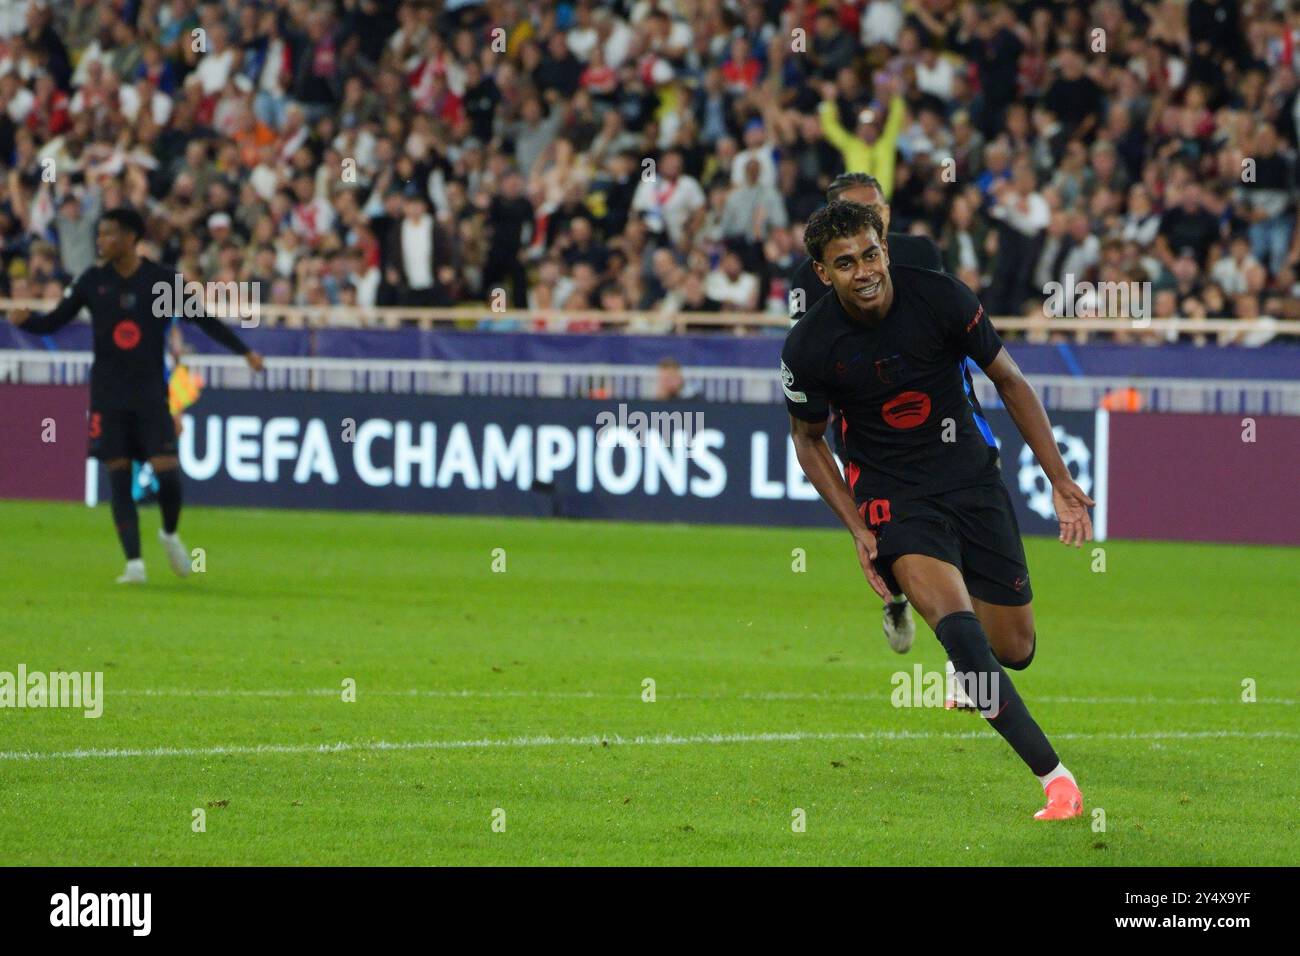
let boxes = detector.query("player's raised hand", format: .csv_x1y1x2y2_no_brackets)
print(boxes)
853,529,893,601
245,351,265,373
1052,479,1095,548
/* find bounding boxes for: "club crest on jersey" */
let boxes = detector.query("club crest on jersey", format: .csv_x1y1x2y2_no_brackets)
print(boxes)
113,319,142,350
874,354,907,384
882,390,931,429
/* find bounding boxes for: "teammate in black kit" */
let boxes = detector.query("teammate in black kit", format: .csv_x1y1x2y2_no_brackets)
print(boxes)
789,173,947,661
782,202,1093,820
7,208,264,584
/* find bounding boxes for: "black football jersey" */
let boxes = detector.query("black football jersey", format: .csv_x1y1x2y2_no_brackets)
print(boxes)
21,259,250,411
781,264,1002,499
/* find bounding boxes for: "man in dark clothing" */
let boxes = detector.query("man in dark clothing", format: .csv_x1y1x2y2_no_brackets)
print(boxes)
287,10,342,115
480,172,534,308
1043,50,1105,143
783,201,1093,820
955,3,1023,139
534,31,584,98
6,209,264,584
463,61,501,144
788,172,947,658
1155,182,1222,267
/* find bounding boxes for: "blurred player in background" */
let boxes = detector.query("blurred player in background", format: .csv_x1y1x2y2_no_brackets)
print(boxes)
7,208,263,584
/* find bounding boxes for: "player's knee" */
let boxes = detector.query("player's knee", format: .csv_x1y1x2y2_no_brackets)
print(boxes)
996,631,1037,670
150,455,180,473
105,458,130,472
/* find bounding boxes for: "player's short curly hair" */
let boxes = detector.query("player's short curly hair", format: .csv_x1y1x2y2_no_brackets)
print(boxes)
100,207,146,239
804,201,885,265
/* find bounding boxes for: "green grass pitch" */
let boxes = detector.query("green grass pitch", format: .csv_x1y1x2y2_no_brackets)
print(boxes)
1,498,1296,866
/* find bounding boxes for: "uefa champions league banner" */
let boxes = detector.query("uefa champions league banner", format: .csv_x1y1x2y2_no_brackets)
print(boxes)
94,389,1097,535
15,378,1289,542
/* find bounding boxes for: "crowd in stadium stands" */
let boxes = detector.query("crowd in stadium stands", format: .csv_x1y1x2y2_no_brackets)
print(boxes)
1,0,1299,338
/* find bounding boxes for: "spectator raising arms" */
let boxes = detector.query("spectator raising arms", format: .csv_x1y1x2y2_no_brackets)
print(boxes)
0,0,1294,336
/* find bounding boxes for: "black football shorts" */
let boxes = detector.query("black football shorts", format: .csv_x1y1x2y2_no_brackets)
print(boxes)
861,479,1033,607
88,404,178,462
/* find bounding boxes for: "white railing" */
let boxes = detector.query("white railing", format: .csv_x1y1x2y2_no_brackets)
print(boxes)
3,296,1300,340
3,350,1298,414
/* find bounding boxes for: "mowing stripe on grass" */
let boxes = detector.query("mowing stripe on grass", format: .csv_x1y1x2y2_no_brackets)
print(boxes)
107,687,1300,706
1,729,1296,763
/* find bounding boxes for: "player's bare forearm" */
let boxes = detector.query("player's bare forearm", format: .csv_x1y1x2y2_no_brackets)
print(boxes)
985,348,1094,545
985,349,1069,482
790,416,892,599
790,417,867,535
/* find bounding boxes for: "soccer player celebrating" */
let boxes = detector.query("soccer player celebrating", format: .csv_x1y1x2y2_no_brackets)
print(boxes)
790,172,947,657
7,208,264,584
781,202,1092,820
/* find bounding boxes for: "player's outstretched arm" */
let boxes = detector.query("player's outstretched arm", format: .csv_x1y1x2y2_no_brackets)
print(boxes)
6,277,88,334
790,415,892,599
983,347,1095,547
185,312,264,372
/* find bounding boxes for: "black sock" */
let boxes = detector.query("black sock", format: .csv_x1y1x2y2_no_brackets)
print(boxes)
108,468,141,560
156,466,182,534
936,611,1058,776
997,634,1036,671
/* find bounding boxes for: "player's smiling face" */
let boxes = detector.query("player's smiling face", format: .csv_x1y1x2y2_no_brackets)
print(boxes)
815,228,892,318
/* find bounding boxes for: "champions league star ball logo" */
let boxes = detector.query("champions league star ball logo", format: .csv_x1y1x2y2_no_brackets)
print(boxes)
779,360,807,404
1018,425,1091,520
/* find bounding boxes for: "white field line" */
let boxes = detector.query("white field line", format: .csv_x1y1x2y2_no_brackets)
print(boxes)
107,687,1300,706
1,729,1296,763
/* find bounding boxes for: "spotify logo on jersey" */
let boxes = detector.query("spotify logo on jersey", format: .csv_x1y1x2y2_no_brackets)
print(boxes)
882,391,931,429
112,319,142,350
